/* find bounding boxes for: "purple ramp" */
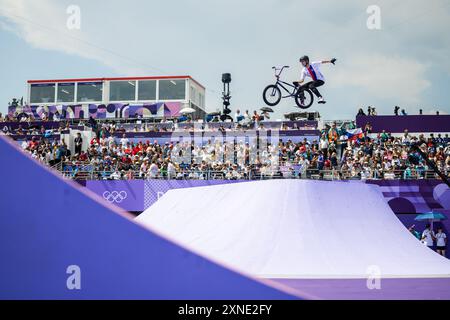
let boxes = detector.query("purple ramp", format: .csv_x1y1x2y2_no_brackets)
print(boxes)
0,135,302,299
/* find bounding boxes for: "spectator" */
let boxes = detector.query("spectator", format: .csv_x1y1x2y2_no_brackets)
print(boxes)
120,134,129,149
110,169,121,180
241,110,251,125
74,133,83,155
319,134,329,157
408,225,421,240
364,122,372,134
53,111,61,122
421,224,435,249
401,130,411,145
252,110,261,125
435,227,447,257
327,123,339,143
235,109,244,123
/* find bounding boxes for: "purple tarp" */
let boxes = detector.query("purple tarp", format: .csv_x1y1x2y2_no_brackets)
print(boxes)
0,135,301,299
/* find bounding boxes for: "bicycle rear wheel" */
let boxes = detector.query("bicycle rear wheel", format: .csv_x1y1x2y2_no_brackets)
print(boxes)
294,89,314,109
263,85,282,106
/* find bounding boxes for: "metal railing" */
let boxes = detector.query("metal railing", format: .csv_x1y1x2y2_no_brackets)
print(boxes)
58,165,446,181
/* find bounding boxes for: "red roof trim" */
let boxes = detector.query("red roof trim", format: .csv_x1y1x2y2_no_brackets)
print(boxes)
27,75,205,89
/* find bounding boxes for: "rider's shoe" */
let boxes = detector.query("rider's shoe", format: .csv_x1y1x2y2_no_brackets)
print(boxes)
318,97,327,104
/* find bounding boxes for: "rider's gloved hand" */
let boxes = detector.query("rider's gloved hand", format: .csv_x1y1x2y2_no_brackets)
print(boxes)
330,58,337,65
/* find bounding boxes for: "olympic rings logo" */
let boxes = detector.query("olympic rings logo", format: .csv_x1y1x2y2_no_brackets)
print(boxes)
103,191,128,203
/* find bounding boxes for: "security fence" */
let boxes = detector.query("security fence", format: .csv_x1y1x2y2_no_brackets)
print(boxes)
58,164,445,181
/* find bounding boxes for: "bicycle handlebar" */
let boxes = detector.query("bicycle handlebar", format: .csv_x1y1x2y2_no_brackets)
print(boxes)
273,65,290,78
272,65,290,70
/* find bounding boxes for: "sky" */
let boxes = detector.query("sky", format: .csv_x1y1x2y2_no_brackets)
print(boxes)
0,0,449,120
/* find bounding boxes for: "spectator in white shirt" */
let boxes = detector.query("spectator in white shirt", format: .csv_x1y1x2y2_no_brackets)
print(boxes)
421,224,435,248
319,134,329,157
167,162,176,179
401,130,411,144
435,227,447,257
53,111,61,122
110,170,121,180
120,134,129,149
148,162,159,178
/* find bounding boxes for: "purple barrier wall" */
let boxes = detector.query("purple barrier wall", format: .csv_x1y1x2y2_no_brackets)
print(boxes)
86,179,450,216
356,115,450,133
0,136,300,299
85,180,247,212
85,180,146,212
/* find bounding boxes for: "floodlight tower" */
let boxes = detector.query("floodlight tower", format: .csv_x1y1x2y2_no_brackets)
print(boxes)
221,73,233,121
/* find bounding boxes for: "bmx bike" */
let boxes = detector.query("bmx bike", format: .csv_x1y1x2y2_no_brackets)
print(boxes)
262,66,314,109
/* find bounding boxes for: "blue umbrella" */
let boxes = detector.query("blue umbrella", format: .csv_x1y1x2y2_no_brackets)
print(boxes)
415,211,447,230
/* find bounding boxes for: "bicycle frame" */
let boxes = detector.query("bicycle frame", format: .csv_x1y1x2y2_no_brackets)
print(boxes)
272,66,298,98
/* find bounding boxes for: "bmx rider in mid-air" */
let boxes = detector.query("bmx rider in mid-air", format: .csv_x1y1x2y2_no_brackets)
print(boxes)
295,55,336,104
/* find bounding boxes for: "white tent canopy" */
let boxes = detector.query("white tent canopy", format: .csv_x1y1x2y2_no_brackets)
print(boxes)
136,180,450,279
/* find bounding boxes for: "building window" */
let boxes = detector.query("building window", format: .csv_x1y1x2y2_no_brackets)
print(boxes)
190,86,196,103
77,82,103,102
159,79,186,100
110,81,136,101
30,83,56,104
138,80,156,101
57,83,75,103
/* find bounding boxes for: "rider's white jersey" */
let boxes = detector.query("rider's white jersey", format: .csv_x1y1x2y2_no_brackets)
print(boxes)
300,61,325,82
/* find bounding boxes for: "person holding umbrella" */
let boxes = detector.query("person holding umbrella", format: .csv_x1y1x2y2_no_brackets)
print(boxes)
435,227,447,257
421,224,436,249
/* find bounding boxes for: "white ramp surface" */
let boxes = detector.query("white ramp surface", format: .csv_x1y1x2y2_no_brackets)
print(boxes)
136,180,450,278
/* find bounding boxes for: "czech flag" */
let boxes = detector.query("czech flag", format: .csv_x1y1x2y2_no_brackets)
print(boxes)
345,128,364,141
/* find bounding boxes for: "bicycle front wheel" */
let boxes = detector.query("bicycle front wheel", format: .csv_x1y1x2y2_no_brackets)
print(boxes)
263,85,282,106
294,89,314,109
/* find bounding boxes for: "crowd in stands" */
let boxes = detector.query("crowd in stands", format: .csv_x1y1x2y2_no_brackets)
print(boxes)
1,123,69,137
2,107,449,181
0,112,71,136
0,110,65,122
1,110,315,136
12,120,449,181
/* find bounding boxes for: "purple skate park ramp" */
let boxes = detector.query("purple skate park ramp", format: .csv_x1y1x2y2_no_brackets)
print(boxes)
0,135,304,300
137,180,450,299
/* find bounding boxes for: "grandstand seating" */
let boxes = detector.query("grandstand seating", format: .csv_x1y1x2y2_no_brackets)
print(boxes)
1,112,449,182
